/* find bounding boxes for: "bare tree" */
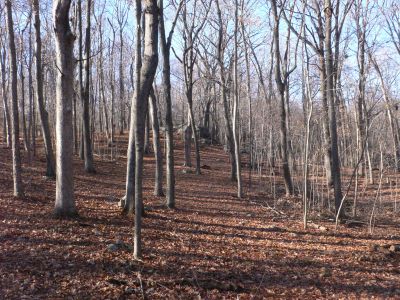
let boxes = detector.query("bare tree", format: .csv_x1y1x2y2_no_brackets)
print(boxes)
177,0,210,175
0,33,11,147
32,0,56,178
150,87,163,196
325,0,343,215
6,0,23,197
270,0,297,196
124,0,159,258
158,0,183,208
233,0,242,198
215,0,236,181
81,0,95,173
53,0,76,216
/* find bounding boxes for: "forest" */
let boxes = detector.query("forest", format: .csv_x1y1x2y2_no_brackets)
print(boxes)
0,0,399,298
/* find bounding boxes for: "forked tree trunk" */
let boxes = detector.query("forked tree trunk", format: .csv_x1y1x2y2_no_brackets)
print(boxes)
6,0,23,197
271,0,293,196
32,0,56,178
53,0,76,216
134,0,158,259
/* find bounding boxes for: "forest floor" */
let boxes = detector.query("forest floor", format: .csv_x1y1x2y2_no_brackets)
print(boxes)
0,134,400,299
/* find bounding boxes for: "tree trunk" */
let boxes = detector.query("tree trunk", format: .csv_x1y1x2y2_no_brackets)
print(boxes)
184,121,192,167
6,0,23,197
158,0,177,208
144,110,151,153
119,28,125,136
19,34,29,154
0,45,11,147
53,0,76,216
233,0,242,198
134,0,158,259
82,0,95,173
216,0,236,181
27,20,34,161
325,0,343,215
150,88,164,196
271,0,293,196
32,0,56,178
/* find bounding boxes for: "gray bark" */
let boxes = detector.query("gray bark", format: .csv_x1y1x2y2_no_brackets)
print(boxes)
233,0,242,198
82,0,95,173
158,0,182,208
216,0,236,181
33,0,56,177
271,0,293,196
150,87,163,196
6,0,23,197
134,0,159,259
53,0,76,216
0,45,11,147
325,0,343,215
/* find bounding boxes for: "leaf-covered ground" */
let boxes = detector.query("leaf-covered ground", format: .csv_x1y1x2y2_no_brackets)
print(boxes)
0,136,399,299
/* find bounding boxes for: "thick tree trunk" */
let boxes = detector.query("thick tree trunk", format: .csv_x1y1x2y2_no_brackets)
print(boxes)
33,0,56,178
53,0,76,216
6,0,23,197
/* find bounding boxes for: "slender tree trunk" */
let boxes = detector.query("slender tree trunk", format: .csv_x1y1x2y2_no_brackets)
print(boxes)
150,88,164,196
6,0,23,197
233,0,242,198
33,0,56,178
241,18,253,189
19,35,29,153
0,46,11,147
325,0,343,215
216,0,236,181
53,0,76,216
133,0,158,259
78,0,84,160
271,0,293,196
189,99,201,175
82,0,95,173
158,0,177,208
27,21,34,161
119,28,125,136
144,110,151,153
98,26,110,142
184,121,192,167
